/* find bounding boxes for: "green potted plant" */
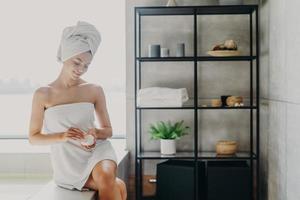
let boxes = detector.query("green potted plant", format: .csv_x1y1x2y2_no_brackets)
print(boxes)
149,120,190,155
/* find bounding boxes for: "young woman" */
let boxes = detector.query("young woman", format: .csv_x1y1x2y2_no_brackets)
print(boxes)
28,21,127,200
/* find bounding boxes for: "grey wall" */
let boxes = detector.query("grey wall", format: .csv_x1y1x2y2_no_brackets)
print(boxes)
125,0,299,200
263,0,300,199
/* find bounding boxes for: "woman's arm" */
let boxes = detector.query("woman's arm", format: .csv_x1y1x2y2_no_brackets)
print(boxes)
93,85,113,140
28,87,84,145
28,87,63,145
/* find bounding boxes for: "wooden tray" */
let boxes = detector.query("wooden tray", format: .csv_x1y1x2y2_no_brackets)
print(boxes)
207,50,241,57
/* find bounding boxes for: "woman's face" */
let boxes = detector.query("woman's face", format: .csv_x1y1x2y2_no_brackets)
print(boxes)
63,51,93,80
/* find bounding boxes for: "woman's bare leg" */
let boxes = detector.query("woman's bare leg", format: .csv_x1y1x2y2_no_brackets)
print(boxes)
83,160,127,200
116,177,127,200
83,173,98,190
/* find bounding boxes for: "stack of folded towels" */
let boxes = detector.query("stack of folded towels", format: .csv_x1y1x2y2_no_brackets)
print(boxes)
137,87,189,107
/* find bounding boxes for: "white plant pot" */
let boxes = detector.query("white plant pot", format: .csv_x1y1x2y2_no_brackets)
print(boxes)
160,139,176,155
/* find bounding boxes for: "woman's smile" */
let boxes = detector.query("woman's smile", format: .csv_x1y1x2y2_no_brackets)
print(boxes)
73,71,82,77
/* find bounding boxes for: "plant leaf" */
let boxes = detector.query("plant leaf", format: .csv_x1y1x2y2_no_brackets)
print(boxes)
148,120,190,140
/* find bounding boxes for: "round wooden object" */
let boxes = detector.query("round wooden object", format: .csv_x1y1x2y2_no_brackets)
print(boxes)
216,140,238,155
207,50,241,57
211,99,222,107
226,96,243,107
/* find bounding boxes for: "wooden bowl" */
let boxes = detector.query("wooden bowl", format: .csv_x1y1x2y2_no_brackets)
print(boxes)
207,50,241,57
226,96,243,107
216,140,237,155
211,99,222,107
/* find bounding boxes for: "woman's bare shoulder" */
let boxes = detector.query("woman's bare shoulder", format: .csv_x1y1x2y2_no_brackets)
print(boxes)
34,85,52,95
81,82,103,91
82,83,105,101
32,85,52,105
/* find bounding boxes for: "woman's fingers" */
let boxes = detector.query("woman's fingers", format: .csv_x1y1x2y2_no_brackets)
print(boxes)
67,132,84,140
68,128,85,138
85,143,95,149
69,135,81,140
68,130,83,135
81,141,96,150
69,132,83,139
89,143,96,149
87,128,97,139
71,136,80,140
66,128,96,150
71,127,85,134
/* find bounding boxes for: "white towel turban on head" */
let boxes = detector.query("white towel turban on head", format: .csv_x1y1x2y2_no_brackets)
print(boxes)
57,21,101,63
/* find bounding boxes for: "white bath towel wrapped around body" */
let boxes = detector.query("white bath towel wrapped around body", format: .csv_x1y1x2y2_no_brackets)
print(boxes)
137,87,189,107
42,102,117,191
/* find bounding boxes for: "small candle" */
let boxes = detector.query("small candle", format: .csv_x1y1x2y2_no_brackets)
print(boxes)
161,48,170,57
176,43,185,57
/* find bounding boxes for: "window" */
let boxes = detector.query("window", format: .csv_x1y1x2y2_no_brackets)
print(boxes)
0,0,125,138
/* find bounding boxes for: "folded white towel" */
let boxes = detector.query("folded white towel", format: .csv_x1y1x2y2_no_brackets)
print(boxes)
137,87,189,107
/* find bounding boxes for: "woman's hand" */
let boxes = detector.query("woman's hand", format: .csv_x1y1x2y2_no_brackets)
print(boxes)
87,128,97,139
81,128,97,150
61,127,85,142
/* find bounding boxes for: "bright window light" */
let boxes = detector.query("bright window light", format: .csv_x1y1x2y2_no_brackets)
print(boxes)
0,0,125,138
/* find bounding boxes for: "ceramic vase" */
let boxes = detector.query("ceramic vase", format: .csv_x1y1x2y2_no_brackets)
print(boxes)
160,139,176,155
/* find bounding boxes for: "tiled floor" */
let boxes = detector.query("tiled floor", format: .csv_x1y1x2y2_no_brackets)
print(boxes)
0,177,51,200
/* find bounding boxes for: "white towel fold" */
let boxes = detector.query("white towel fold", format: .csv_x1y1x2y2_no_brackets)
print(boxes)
137,87,189,107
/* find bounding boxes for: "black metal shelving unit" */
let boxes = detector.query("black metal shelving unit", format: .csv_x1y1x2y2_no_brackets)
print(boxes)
134,5,259,200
